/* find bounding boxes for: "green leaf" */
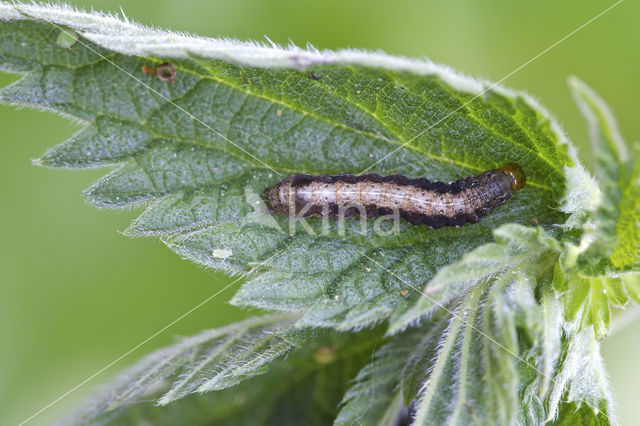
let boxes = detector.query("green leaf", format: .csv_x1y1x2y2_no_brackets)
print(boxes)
611,141,640,270
517,288,565,425
537,288,564,400
0,4,617,425
367,225,583,424
334,323,443,425
62,313,312,418
63,330,377,426
517,309,617,424
568,77,628,186
337,279,552,426
389,224,561,333
0,4,576,334
545,327,615,424
334,333,411,426
620,271,640,303
549,79,640,339
553,402,611,426
553,223,639,339
568,77,637,272
411,270,530,424
553,267,630,339
330,225,567,424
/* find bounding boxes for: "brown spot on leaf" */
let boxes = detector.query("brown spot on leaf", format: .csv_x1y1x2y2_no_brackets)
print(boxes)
141,65,158,76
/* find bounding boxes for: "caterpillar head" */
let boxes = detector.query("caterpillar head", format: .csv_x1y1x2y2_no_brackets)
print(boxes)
501,163,526,191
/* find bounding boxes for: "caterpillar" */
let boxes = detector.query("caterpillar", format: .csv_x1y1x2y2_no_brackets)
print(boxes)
262,164,526,228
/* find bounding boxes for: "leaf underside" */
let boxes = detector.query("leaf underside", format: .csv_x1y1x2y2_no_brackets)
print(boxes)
0,4,629,426
0,17,572,334
64,329,378,426
553,78,640,339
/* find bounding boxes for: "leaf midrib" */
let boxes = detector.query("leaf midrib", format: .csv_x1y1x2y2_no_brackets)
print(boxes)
415,281,488,423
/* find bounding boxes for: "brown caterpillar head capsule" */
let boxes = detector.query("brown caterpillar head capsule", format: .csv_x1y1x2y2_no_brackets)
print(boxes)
262,182,288,215
501,163,526,191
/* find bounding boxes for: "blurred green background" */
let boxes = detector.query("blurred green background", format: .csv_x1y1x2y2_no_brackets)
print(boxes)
1,0,638,424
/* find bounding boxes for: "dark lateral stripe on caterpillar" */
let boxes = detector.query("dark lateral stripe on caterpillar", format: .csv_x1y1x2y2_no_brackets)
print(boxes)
262,163,526,228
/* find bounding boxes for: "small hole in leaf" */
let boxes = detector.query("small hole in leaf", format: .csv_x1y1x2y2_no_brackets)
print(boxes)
156,62,177,83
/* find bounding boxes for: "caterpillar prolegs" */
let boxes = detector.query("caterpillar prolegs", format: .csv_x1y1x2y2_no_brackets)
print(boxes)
262,164,526,228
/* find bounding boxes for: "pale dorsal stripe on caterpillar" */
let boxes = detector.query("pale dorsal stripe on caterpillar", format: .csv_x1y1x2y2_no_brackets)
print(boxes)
262,164,526,228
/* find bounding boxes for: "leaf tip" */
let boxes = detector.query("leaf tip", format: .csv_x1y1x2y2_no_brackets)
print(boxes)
119,224,145,238
155,395,171,407
32,150,67,168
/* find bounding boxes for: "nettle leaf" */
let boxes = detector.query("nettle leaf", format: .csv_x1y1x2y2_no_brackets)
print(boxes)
518,304,615,425
546,327,615,424
334,325,430,426
552,402,611,426
63,330,377,426
568,77,636,271
337,227,569,425
519,289,564,424
409,228,560,425
389,224,561,333
0,4,577,334
0,3,621,425
63,313,311,421
611,141,640,270
553,79,640,339
553,265,626,340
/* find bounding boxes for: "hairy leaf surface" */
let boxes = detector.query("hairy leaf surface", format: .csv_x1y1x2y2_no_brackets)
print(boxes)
611,142,640,270
568,77,636,271
338,230,568,425
389,224,561,333
545,327,615,424
61,313,310,419
0,5,578,335
0,4,627,425
334,326,425,426
554,79,640,338
62,330,377,426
